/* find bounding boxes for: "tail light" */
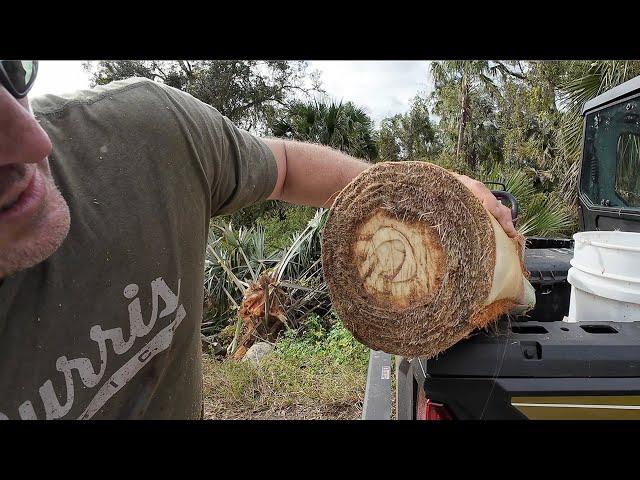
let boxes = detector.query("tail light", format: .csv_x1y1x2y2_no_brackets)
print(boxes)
421,399,454,420
416,385,454,420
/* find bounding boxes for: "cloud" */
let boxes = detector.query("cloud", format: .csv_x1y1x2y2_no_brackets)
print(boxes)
30,61,91,98
308,61,432,125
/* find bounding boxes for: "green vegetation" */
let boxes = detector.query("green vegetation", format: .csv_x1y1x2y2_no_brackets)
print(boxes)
481,164,576,237
377,94,437,161
256,205,316,253
268,99,379,160
203,316,368,419
275,314,369,367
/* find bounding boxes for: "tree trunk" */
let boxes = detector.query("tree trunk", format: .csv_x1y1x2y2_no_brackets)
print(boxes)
322,161,535,358
456,73,469,166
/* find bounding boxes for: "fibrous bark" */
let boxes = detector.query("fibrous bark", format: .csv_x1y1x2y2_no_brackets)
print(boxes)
322,161,534,358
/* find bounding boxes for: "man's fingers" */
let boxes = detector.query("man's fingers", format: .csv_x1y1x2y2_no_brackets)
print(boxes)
483,197,517,238
498,205,517,237
453,173,519,238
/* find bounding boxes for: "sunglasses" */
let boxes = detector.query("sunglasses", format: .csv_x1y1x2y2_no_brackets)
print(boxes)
0,60,38,99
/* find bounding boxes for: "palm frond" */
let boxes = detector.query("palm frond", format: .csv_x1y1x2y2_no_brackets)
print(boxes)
516,193,576,237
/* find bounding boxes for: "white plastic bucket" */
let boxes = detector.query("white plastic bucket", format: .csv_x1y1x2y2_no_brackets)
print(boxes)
567,231,640,322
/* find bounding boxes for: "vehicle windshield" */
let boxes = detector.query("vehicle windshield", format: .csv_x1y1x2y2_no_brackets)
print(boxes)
581,96,640,209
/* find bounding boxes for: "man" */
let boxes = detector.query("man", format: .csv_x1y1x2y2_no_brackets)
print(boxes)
0,60,516,420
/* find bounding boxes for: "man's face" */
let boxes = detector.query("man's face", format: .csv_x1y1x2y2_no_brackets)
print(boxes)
0,82,71,279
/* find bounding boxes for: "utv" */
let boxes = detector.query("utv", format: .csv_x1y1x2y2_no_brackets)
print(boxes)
362,75,640,420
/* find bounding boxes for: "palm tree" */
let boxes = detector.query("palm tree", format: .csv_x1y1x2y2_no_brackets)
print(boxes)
430,61,500,168
269,99,378,160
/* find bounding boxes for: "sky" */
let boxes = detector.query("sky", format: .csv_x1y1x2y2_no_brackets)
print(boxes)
29,61,92,98
29,61,433,126
308,61,432,124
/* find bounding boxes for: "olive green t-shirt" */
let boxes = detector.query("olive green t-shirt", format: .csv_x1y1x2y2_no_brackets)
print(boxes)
0,78,278,419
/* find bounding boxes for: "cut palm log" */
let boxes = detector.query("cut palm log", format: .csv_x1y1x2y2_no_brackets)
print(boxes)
321,161,535,358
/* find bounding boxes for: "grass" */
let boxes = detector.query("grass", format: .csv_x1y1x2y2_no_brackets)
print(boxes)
202,316,370,419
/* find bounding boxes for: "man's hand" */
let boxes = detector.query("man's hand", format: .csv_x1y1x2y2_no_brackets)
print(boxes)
453,173,518,238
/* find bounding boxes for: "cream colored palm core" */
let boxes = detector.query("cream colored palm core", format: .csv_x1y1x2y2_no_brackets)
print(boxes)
353,211,445,309
351,209,536,312
485,213,536,311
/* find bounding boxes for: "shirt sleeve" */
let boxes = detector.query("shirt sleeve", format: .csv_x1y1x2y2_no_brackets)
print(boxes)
210,114,279,216
153,80,279,217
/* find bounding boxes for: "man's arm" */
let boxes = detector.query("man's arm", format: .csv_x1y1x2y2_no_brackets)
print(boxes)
262,138,517,238
263,138,369,209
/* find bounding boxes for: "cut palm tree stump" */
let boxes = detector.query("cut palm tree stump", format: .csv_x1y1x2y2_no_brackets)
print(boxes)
232,273,287,360
321,161,536,358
